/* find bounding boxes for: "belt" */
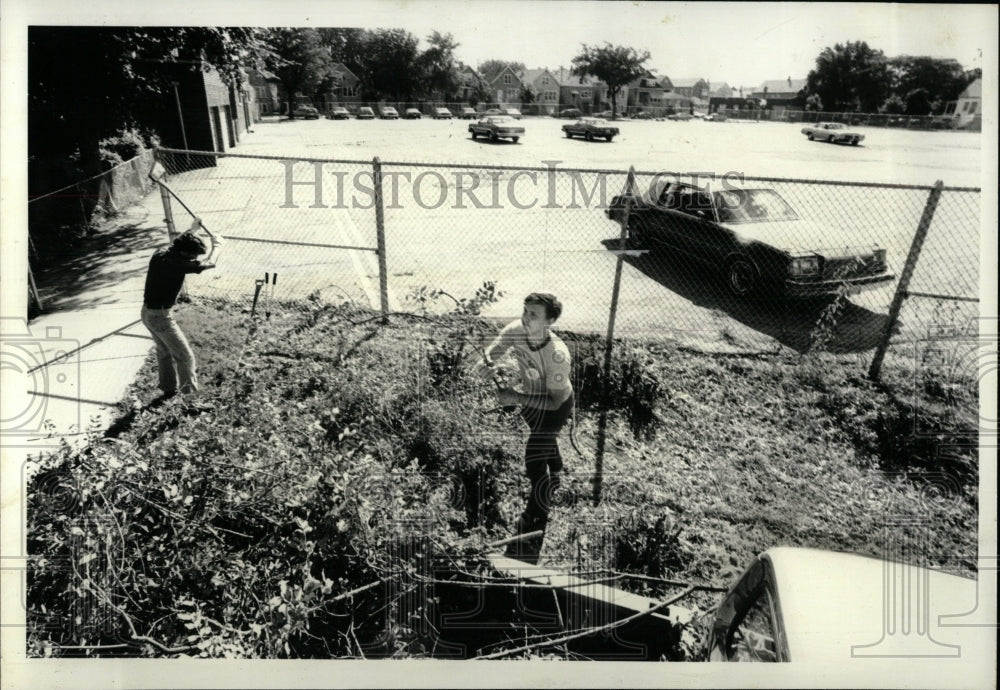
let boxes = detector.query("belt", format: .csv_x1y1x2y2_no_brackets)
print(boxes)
144,304,173,310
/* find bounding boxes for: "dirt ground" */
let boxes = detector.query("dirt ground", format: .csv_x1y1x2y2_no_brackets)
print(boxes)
163,116,983,352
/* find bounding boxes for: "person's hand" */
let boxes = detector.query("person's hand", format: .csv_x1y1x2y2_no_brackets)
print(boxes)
190,218,202,231
213,236,225,247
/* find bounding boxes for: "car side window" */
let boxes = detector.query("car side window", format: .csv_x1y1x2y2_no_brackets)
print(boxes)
726,586,779,662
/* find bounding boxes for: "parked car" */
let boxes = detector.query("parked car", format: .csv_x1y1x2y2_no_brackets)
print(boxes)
292,105,320,120
558,108,583,118
801,121,864,145
708,547,981,662
704,112,728,122
605,180,895,297
404,108,422,119
327,107,350,120
667,111,692,121
594,110,616,119
483,108,502,116
502,108,523,119
356,107,375,120
468,115,524,143
562,117,619,141
459,107,478,119
379,106,399,120
433,107,453,120
632,110,654,120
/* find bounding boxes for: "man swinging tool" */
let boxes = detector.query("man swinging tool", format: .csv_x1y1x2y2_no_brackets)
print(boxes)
141,218,223,401
479,293,574,564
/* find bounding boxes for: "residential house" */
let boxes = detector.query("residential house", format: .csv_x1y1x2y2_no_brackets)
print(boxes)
249,68,282,117
553,68,610,113
751,77,807,114
943,77,981,129
711,83,734,99
520,68,560,115
624,71,664,112
456,64,485,105
670,78,710,101
481,64,524,106
328,63,362,109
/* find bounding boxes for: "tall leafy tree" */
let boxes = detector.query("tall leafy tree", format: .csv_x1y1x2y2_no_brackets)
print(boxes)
318,27,367,74
886,56,974,114
570,43,650,120
356,29,422,101
29,26,268,184
805,41,890,112
419,31,462,101
265,28,336,117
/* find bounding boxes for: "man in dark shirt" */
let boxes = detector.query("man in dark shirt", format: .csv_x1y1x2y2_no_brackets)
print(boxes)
141,221,221,397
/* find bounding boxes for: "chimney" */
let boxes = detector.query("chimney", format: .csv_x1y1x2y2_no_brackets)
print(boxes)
787,76,792,87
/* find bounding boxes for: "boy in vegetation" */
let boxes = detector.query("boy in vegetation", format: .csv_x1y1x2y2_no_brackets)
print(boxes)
481,293,574,563
140,220,221,399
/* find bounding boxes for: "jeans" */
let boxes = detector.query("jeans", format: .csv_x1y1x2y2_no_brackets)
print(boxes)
141,305,198,394
506,393,574,564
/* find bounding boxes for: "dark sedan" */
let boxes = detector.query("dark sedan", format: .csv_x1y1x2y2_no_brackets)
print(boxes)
562,117,619,141
606,181,895,297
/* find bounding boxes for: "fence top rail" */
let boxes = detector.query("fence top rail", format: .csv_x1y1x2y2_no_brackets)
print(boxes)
154,148,980,193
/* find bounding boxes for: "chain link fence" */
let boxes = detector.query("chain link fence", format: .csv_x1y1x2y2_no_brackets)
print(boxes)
152,148,981,387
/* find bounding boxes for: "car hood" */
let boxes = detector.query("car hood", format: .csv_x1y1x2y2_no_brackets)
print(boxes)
720,218,882,256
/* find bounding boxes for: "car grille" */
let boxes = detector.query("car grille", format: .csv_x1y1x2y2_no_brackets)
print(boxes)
823,254,883,279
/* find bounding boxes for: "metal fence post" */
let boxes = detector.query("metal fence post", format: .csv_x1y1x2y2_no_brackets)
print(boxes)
594,166,639,505
868,180,945,381
154,150,179,244
373,157,390,323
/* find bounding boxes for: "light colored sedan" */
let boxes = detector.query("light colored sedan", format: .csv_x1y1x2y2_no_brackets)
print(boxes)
801,121,865,145
468,115,524,143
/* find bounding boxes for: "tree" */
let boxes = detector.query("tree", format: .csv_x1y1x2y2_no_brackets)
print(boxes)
318,28,367,74
265,29,336,117
886,56,973,114
805,41,890,112
29,27,268,183
419,31,462,101
570,43,650,120
355,29,423,101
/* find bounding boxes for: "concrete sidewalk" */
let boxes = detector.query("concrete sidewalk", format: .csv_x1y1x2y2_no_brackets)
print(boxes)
5,193,171,477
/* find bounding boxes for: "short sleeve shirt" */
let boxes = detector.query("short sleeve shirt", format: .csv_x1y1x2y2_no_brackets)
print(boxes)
493,320,572,410
143,248,206,308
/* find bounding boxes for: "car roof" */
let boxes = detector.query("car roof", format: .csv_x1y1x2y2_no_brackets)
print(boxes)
759,547,981,662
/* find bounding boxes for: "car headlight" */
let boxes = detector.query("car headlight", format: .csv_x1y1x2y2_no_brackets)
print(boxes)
872,248,887,268
789,256,820,276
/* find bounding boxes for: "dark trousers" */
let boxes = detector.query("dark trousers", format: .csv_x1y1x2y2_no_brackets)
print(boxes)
507,393,574,563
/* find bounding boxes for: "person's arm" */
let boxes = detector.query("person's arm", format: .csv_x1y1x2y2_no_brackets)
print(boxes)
192,218,224,270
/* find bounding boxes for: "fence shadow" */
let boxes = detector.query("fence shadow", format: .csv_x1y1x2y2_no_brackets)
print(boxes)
33,213,163,312
604,240,892,354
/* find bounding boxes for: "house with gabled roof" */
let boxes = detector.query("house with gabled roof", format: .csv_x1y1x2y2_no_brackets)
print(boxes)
481,64,524,106
552,67,612,113
329,63,361,106
520,68,561,114
623,70,664,111
248,68,282,116
670,78,710,101
943,77,981,129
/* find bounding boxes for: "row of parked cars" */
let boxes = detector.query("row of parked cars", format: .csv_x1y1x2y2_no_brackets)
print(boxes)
319,106,526,121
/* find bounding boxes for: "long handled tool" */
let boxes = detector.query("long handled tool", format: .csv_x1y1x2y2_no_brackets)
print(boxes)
149,161,223,260
250,277,265,319
265,273,277,319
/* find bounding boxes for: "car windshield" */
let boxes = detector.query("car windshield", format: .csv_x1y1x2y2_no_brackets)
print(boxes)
823,123,843,129
582,118,607,125
487,116,513,124
713,189,799,223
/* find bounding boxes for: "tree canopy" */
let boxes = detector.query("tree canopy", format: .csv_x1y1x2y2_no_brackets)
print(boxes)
265,28,336,116
570,43,650,119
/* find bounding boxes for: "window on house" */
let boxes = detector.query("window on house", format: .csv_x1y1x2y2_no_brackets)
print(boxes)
504,74,512,85
969,102,978,114
542,77,549,85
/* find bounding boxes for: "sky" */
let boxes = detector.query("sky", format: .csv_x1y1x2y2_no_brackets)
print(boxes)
2,1,995,90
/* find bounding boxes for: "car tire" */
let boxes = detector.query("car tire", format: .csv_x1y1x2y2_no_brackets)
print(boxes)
490,131,498,142
725,257,758,296
512,137,519,144
606,135,615,142
851,138,860,146
807,132,814,140
585,132,594,141
565,130,573,138
470,131,477,139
